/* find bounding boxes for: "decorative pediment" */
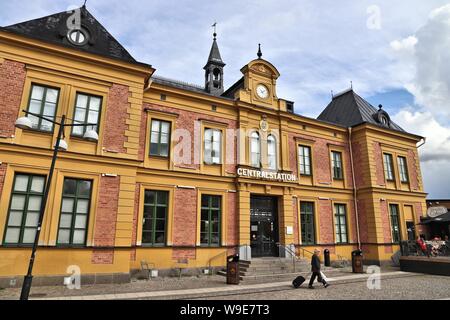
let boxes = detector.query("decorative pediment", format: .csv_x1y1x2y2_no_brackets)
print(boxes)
241,59,280,79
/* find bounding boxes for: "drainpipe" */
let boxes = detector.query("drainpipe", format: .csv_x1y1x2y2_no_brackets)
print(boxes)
348,127,361,251
417,137,426,149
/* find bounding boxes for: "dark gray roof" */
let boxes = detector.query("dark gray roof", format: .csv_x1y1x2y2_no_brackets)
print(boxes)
1,6,146,66
151,75,234,100
221,77,244,99
317,89,405,132
152,75,206,93
204,39,225,69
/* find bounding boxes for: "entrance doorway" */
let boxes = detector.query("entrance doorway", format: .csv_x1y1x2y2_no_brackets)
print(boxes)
250,196,279,257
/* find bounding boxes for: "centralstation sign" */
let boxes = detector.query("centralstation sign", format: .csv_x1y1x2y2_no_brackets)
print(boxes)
237,167,297,182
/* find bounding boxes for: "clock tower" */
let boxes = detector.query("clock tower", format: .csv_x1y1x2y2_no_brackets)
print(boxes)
204,29,225,96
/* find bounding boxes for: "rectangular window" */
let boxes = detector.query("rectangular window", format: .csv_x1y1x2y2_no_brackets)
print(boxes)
332,151,343,180
200,195,221,246
300,202,315,245
72,93,102,137
298,146,312,176
3,174,46,245
384,153,394,181
204,128,222,164
398,156,409,183
57,179,92,246
334,204,348,244
389,204,401,243
142,190,168,246
27,84,60,132
150,119,171,157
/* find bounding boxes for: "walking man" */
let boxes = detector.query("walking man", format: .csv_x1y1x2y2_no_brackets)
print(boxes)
308,249,329,289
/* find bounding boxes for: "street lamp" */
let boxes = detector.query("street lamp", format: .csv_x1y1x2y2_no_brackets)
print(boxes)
16,110,98,300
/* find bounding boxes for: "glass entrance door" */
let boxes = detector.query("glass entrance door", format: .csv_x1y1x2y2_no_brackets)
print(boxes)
250,196,278,257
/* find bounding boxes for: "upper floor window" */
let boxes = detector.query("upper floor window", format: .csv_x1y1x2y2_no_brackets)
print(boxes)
331,151,343,180
267,135,277,170
250,132,261,168
334,204,348,244
204,128,222,165
57,179,92,246
389,204,401,243
27,84,60,132
72,93,102,137
398,156,409,183
299,145,312,176
142,190,168,246
383,153,394,181
150,119,171,157
200,195,221,246
3,174,45,245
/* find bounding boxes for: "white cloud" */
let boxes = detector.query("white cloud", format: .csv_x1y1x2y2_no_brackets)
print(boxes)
392,110,450,162
390,36,418,52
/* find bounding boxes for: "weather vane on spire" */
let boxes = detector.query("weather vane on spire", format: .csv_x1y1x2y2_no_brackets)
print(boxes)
212,22,217,40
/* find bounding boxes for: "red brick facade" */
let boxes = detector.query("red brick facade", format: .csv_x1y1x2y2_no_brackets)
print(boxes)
0,60,26,138
407,150,419,191
318,199,334,244
91,176,120,264
373,142,385,186
142,103,238,172
103,84,130,153
227,192,238,245
351,141,366,188
380,201,392,244
172,188,197,247
289,133,354,187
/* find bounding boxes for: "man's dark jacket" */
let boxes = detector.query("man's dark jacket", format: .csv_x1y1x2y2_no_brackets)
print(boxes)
311,254,321,272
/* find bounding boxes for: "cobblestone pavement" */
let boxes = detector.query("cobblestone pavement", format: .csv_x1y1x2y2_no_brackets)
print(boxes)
0,266,366,300
193,274,450,300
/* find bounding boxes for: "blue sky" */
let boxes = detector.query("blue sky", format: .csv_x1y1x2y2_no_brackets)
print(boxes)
1,0,450,198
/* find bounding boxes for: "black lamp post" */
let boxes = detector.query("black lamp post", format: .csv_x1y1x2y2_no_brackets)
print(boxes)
15,110,98,300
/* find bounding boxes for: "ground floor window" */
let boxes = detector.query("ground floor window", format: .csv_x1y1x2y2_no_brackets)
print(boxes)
142,190,168,245
3,174,45,245
200,195,221,246
57,178,92,246
334,204,348,243
389,204,401,243
300,202,315,245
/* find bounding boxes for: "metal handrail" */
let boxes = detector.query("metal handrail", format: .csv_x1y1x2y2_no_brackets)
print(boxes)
276,243,303,272
207,250,228,275
298,247,315,259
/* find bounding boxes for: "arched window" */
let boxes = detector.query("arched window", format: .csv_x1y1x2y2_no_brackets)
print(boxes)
250,132,261,168
267,135,277,170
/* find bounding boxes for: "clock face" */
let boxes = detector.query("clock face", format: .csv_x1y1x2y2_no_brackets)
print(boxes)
256,84,269,99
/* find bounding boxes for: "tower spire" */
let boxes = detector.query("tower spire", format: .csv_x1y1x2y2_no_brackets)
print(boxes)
204,23,225,96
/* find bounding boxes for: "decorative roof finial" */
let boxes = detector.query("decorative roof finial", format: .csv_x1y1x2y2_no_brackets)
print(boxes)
350,80,353,90
212,22,217,40
378,104,383,110
257,43,262,59
83,0,87,7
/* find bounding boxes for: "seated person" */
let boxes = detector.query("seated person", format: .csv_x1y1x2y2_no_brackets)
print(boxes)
416,236,428,256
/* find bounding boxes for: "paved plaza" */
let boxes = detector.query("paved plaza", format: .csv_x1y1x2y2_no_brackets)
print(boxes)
1,268,449,300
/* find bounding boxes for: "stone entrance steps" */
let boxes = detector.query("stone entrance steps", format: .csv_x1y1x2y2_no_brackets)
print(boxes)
218,257,327,281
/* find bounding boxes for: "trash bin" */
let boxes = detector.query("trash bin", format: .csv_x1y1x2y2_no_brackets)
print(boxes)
324,249,331,267
351,250,364,273
226,254,240,285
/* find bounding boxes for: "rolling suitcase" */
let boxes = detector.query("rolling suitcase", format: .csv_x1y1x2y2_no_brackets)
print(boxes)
292,275,306,288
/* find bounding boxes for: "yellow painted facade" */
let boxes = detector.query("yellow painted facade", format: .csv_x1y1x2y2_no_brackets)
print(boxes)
0,13,428,283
